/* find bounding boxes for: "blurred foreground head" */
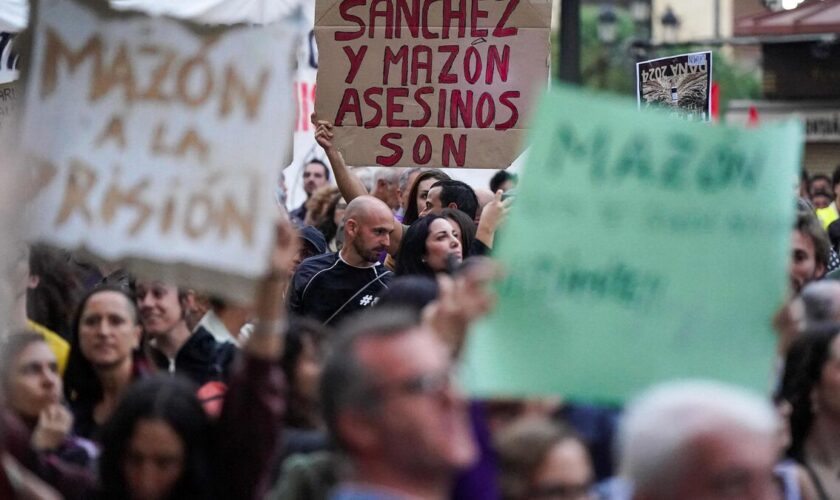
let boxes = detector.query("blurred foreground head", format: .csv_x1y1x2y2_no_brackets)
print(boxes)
320,307,476,496
619,380,779,500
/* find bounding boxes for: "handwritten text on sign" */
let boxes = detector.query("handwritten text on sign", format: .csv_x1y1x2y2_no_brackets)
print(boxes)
20,0,295,300
314,0,551,168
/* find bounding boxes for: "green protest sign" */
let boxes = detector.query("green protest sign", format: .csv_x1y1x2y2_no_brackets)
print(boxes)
460,85,803,403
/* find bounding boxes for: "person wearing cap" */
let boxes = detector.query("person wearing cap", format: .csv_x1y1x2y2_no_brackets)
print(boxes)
293,226,328,274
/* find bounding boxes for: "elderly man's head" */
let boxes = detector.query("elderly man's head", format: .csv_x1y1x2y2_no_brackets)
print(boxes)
320,308,476,487
620,380,779,500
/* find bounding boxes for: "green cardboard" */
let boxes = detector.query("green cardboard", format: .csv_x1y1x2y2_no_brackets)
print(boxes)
460,85,803,403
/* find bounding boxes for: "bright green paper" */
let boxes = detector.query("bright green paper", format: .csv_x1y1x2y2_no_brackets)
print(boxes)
460,85,803,404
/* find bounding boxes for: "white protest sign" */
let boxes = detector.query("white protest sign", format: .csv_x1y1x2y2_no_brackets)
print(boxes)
20,0,296,301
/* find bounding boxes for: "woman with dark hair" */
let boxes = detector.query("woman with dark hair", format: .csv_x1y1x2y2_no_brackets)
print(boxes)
280,317,327,431
780,326,840,499
277,317,330,462
63,285,148,441
395,214,462,277
442,208,476,257
402,169,450,226
98,376,212,500
27,244,83,340
96,217,298,500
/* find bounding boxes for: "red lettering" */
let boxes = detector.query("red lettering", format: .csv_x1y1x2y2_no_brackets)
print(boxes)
412,87,434,127
413,134,432,164
370,0,395,38
486,45,510,84
438,45,459,84
336,0,366,41
378,133,403,166
470,0,489,37
476,92,495,128
411,45,433,84
343,46,368,84
464,46,482,84
496,90,519,130
450,90,473,128
395,0,420,38
363,87,384,128
386,87,410,127
421,0,440,39
442,134,467,167
296,82,307,131
437,88,447,127
493,0,519,37
384,45,409,85
442,0,467,39
335,88,362,126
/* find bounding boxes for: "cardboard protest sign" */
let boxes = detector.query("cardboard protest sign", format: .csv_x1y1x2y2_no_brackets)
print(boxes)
18,0,296,301
460,85,802,403
314,0,551,168
637,51,712,122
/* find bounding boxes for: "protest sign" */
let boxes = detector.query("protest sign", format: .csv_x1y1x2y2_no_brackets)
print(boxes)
18,0,296,301
313,0,551,168
460,85,802,403
637,51,711,122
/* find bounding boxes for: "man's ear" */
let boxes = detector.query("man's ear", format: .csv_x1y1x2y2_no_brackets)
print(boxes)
447,202,458,210
345,218,358,236
337,410,379,453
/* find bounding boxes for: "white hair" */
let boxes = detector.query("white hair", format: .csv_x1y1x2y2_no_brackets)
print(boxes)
373,167,400,186
618,380,778,496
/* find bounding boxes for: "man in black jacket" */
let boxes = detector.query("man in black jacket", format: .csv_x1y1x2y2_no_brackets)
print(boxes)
288,196,394,325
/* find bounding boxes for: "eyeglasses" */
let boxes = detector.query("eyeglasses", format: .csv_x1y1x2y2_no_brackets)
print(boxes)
374,369,455,400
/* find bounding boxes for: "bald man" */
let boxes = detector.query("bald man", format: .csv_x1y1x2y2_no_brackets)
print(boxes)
288,196,395,325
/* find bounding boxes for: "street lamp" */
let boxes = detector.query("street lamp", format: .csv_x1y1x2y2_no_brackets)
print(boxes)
660,6,680,43
630,0,650,24
597,6,618,45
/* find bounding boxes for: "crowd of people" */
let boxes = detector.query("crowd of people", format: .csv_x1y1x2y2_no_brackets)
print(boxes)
1,115,839,500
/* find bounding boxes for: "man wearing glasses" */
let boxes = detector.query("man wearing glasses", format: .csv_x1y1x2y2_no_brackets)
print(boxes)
320,308,477,499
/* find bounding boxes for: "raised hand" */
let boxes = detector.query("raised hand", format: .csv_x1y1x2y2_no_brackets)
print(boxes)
31,404,73,452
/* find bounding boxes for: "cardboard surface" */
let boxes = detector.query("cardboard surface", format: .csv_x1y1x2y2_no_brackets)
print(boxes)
314,0,551,168
19,0,296,302
460,85,803,403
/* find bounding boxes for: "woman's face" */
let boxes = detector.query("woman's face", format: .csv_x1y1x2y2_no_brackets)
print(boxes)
414,178,438,216
6,342,61,419
424,218,462,273
814,335,840,419
79,291,141,368
293,337,322,404
124,418,185,500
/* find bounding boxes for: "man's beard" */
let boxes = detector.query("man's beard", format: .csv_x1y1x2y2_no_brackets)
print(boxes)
353,238,380,264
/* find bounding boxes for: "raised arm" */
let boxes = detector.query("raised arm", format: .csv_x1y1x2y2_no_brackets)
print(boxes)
312,114,405,256
216,217,300,500
312,115,368,203
475,190,511,250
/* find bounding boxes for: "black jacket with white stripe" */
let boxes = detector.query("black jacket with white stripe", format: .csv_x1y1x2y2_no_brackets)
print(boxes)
288,252,393,325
